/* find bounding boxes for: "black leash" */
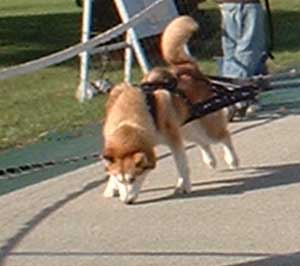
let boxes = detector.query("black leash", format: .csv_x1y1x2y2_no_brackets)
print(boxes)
184,69,300,123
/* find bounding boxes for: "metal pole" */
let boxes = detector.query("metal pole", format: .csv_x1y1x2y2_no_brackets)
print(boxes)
124,32,133,83
114,0,151,75
76,0,93,102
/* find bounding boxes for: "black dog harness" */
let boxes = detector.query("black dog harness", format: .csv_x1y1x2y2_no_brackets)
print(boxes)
140,78,179,128
140,67,300,125
140,76,259,125
144,92,158,127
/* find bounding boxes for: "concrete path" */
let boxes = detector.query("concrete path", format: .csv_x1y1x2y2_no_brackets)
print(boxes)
1,113,300,266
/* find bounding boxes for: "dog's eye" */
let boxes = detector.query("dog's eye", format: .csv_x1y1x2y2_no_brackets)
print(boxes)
103,154,114,164
135,159,144,168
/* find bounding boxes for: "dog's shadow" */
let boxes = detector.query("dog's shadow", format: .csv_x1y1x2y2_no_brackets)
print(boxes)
135,162,300,205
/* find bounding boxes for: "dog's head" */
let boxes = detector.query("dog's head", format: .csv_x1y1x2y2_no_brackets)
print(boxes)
103,125,156,204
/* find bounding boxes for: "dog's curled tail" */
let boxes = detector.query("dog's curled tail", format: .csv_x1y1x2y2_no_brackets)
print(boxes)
161,15,199,65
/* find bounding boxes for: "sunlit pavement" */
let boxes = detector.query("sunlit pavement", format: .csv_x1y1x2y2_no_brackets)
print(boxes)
1,114,300,266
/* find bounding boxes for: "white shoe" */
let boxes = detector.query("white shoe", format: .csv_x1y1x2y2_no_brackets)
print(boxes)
246,103,260,118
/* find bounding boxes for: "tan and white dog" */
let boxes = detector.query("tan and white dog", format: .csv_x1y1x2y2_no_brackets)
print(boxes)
102,16,239,204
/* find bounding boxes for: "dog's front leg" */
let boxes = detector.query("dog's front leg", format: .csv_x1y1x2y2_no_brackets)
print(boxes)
103,175,119,198
156,92,191,194
164,128,191,194
172,146,191,194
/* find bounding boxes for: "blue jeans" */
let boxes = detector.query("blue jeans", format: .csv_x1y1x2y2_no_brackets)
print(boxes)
220,3,266,78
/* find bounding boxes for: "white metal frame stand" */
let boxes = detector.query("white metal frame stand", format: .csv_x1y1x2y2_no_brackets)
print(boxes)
77,0,93,102
124,32,134,82
114,0,151,81
77,0,177,100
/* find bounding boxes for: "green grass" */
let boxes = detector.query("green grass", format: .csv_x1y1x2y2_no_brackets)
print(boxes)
0,0,79,16
0,0,108,150
0,65,107,149
1,0,300,150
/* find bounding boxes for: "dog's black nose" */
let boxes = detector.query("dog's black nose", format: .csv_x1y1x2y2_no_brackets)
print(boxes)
128,176,135,184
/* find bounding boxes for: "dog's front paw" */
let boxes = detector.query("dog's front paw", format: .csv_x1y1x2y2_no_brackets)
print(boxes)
103,177,120,198
120,193,138,205
117,183,139,204
174,178,191,195
103,186,119,198
119,188,138,204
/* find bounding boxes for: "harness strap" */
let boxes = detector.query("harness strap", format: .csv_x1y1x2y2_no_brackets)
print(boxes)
140,76,260,125
140,79,178,94
184,84,259,125
139,68,300,126
140,79,178,129
208,74,270,91
144,92,158,128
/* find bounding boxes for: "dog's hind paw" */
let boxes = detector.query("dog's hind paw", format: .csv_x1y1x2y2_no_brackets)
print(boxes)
206,158,217,169
227,156,239,170
229,160,239,170
201,150,217,169
174,179,191,195
174,187,190,195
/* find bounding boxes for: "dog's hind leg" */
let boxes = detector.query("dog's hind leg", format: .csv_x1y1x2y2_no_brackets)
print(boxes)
183,125,217,169
221,134,239,169
199,144,217,169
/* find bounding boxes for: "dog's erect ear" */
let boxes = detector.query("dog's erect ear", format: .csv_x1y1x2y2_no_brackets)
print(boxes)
133,152,147,168
134,151,156,169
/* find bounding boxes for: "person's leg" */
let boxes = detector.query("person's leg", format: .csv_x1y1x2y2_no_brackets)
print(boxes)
221,3,266,119
221,3,266,77
239,3,266,116
221,4,248,119
236,3,266,77
220,3,240,77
